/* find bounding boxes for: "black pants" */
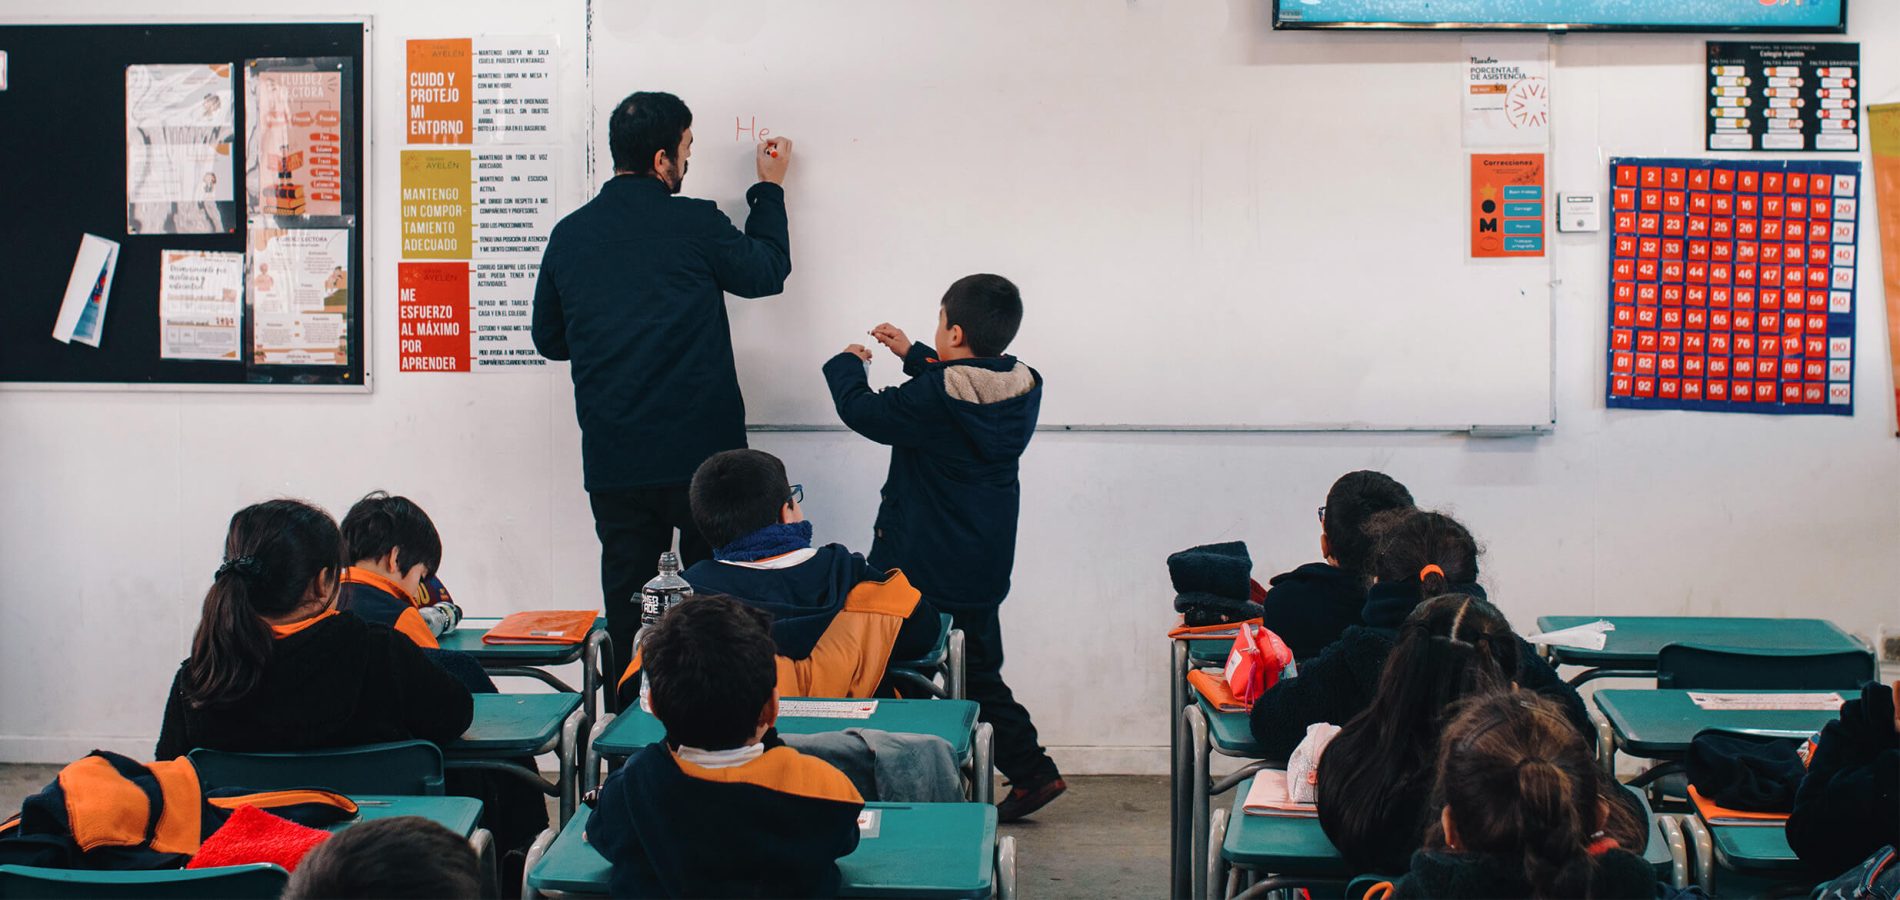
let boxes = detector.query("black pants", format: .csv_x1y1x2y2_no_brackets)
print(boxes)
589,485,711,680
950,604,1060,786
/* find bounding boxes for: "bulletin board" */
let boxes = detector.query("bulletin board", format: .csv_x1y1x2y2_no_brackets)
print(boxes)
0,21,369,389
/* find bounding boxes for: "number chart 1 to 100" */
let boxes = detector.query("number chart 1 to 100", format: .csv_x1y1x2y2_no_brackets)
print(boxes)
1605,157,1860,416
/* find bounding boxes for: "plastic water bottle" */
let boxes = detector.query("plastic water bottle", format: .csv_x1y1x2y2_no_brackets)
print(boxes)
637,551,693,712
417,601,462,637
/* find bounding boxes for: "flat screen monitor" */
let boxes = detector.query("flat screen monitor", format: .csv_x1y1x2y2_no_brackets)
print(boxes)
1273,0,1849,33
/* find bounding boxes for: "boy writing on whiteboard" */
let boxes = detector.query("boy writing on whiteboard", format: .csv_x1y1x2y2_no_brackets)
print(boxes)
822,274,1063,820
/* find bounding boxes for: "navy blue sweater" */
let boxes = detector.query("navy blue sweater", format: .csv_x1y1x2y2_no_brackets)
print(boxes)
1258,562,1368,661
1787,681,1900,875
533,175,791,490
684,544,943,661
823,344,1040,610
1247,582,1592,762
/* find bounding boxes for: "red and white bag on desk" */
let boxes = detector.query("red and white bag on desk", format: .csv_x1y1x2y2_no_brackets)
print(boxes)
1223,623,1295,706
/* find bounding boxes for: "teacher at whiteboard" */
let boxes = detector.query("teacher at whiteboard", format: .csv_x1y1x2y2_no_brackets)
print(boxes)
532,91,794,669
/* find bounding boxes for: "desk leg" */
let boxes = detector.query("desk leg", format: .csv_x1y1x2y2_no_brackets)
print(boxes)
1185,704,1211,900
1657,815,1689,890
583,630,611,720
1588,705,1616,775
521,826,557,900
1206,806,1229,900
973,722,996,805
558,707,584,825
582,713,615,797
1681,815,1714,895
469,827,497,899
949,629,967,701
1170,640,1189,900
996,834,1018,900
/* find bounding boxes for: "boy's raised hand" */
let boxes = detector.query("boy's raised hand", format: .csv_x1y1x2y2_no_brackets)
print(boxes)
870,323,912,359
843,344,873,362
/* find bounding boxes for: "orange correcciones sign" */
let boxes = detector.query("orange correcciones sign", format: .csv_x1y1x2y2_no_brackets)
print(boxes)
1471,153,1546,259
406,39,472,144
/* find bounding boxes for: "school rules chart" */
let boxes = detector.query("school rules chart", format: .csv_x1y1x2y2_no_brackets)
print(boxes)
1606,157,1860,416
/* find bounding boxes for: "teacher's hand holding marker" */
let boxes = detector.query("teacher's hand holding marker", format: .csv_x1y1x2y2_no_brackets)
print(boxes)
757,137,793,184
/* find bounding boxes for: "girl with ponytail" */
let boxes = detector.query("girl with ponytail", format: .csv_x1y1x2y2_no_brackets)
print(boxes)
156,499,472,760
1382,691,1656,899
1249,508,1595,762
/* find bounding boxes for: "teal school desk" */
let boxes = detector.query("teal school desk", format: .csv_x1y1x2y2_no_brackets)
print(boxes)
1593,689,1844,765
1535,616,1860,685
443,693,586,824
1177,697,1272,900
441,617,613,721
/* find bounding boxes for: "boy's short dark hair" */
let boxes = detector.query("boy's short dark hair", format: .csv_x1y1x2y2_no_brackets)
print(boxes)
689,449,792,548
1323,471,1414,578
645,595,778,750
340,491,442,576
281,816,479,900
609,91,692,175
942,274,1023,357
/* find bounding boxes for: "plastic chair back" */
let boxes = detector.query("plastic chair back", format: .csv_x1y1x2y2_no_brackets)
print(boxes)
0,863,287,899
1656,643,1875,690
1346,873,1403,900
190,739,444,795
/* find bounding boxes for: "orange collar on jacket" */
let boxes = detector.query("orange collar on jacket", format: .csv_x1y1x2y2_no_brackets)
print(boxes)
269,607,340,640
342,566,422,608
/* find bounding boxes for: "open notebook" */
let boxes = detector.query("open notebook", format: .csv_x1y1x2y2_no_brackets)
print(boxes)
1243,770,1318,818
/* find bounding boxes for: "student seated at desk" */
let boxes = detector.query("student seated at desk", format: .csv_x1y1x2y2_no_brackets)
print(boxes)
591,595,864,899
1248,508,1589,762
617,448,940,706
1378,692,1658,900
338,491,494,693
1259,470,1413,660
283,816,480,900
1786,679,1900,875
155,499,473,760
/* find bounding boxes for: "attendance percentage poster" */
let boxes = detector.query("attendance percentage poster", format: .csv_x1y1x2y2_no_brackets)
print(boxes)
1604,157,1861,415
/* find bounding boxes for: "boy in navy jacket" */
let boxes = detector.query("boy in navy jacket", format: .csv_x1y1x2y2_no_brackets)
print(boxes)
822,274,1062,820
589,596,863,899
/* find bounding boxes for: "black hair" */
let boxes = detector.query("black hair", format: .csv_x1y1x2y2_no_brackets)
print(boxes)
609,91,692,175
340,491,443,576
689,449,792,549
1433,692,1629,899
941,274,1023,357
1323,471,1415,579
1317,595,1520,871
281,816,479,900
184,500,344,708
1367,508,1480,602
644,594,778,750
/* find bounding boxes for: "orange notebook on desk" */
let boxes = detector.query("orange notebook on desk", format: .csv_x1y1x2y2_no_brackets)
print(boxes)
1186,669,1251,713
482,610,597,645
1688,786,1790,827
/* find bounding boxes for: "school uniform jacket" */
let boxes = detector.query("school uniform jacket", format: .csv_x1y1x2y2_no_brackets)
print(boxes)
1246,582,1591,762
1787,680,1900,875
338,567,495,693
1388,845,1660,899
1258,562,1369,660
154,610,474,760
823,343,1040,610
587,734,863,899
618,547,938,702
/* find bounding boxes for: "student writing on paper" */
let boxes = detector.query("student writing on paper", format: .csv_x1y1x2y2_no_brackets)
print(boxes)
1248,509,1591,761
824,274,1063,821
619,449,939,705
589,596,863,899
337,491,492,692
1787,679,1900,875
1259,470,1414,660
1378,692,1657,900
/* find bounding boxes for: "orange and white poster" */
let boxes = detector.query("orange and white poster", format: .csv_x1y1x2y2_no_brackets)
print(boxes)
406,37,555,145
1870,104,1900,432
1471,153,1546,258
407,39,472,143
397,263,471,372
247,62,344,218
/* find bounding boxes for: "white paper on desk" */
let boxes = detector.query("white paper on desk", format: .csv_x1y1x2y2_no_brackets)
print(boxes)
1242,770,1318,818
779,700,878,720
1525,620,1614,650
52,234,121,347
1688,692,1846,712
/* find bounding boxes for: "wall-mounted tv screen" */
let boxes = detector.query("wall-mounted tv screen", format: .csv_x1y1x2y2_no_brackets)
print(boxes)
1274,1,1848,33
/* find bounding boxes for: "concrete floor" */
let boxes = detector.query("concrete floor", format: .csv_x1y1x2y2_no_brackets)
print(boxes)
0,764,1168,900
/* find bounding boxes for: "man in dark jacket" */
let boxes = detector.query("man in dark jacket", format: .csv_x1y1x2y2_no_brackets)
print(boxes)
823,274,1064,821
533,91,794,668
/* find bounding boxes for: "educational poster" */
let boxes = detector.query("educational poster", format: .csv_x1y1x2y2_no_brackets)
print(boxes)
125,64,236,234
473,149,557,258
472,261,543,369
1605,157,1861,416
247,60,345,218
1470,154,1545,258
248,224,350,366
1870,106,1900,432
1707,43,1860,152
400,150,472,258
406,36,556,144
158,249,244,361
1463,39,1549,147
397,263,471,372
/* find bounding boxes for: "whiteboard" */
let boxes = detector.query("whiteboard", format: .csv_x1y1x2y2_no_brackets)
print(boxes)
587,1,1554,430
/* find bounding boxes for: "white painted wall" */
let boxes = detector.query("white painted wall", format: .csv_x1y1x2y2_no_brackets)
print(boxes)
2,0,1896,774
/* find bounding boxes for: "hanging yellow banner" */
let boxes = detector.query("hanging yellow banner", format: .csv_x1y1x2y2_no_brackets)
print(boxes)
1871,104,1900,434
